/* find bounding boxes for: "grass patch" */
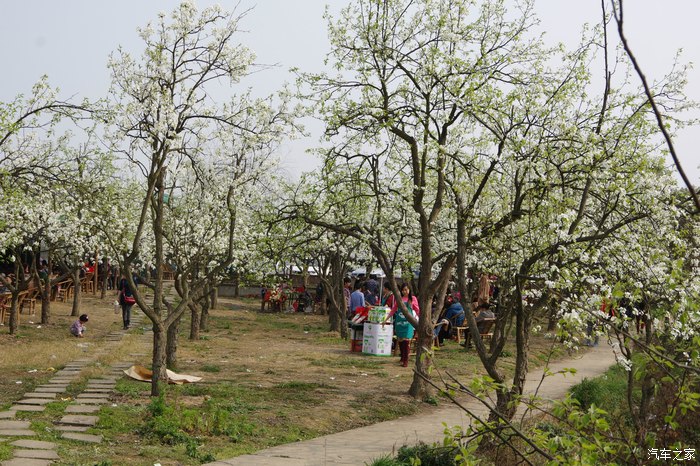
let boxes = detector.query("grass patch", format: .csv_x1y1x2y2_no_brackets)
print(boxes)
0,443,12,462
570,364,628,411
114,378,146,397
310,356,383,370
201,364,221,373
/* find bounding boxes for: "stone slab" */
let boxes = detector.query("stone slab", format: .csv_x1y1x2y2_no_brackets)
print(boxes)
61,432,102,443
54,425,89,432
34,387,66,393
14,450,59,460
15,399,52,406
46,379,74,384
22,393,56,399
0,459,53,466
10,440,57,449
65,405,100,414
0,411,16,419
76,393,110,399
84,388,112,394
58,415,98,427
0,429,35,436
9,406,45,413
74,398,108,405
0,421,30,430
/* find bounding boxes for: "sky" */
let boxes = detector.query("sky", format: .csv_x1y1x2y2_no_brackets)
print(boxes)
1,0,698,184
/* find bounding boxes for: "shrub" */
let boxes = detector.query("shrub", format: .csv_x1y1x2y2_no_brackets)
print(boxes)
396,443,459,466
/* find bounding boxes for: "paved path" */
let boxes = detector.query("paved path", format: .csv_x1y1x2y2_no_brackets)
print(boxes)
205,343,616,466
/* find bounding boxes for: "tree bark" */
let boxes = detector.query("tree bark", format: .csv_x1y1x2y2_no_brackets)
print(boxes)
166,313,181,369
70,268,81,317
200,294,210,332
189,301,201,341
151,322,168,397
210,286,218,310
8,293,20,335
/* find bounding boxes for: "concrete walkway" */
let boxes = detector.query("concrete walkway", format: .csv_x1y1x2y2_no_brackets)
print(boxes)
205,343,616,466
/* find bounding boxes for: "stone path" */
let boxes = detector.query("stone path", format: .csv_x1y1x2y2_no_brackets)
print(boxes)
204,343,617,466
0,310,149,465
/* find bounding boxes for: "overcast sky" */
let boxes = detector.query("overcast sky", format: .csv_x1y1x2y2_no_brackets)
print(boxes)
1,0,698,183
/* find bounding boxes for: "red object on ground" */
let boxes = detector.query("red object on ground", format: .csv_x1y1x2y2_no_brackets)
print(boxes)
350,339,363,352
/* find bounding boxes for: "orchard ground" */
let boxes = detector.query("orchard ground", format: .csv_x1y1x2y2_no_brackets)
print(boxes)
0,289,576,465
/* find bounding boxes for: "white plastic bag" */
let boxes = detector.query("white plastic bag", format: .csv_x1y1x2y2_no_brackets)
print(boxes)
114,301,120,315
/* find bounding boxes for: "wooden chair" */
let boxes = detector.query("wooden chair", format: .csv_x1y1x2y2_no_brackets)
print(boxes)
21,288,39,317
81,273,94,293
453,326,469,344
0,293,10,325
478,317,496,343
457,317,497,347
54,280,73,302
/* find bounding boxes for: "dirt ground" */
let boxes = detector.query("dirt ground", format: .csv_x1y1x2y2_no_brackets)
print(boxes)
0,289,572,464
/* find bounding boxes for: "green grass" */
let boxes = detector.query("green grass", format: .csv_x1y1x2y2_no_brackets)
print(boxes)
114,378,146,397
310,356,383,369
0,443,13,462
201,364,221,373
570,364,628,411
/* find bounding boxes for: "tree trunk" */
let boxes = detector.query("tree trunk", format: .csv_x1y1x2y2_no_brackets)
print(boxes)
546,298,558,331
8,293,20,335
151,322,168,397
70,269,81,317
408,305,434,399
100,271,108,299
189,301,201,341
200,294,210,332
166,313,181,369
210,286,218,310
319,288,328,315
489,287,530,423
40,284,51,325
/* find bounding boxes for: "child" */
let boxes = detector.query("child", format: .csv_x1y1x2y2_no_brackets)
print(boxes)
70,314,89,338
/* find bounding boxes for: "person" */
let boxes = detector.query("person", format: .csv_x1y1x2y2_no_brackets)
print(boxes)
475,303,495,331
434,295,466,345
349,281,366,318
118,274,136,330
463,303,495,348
380,282,393,306
366,274,380,296
0,273,9,293
70,314,89,337
477,273,490,306
385,283,420,367
343,277,352,316
364,280,379,306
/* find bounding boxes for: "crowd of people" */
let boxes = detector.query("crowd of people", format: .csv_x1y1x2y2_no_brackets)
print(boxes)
344,273,500,366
